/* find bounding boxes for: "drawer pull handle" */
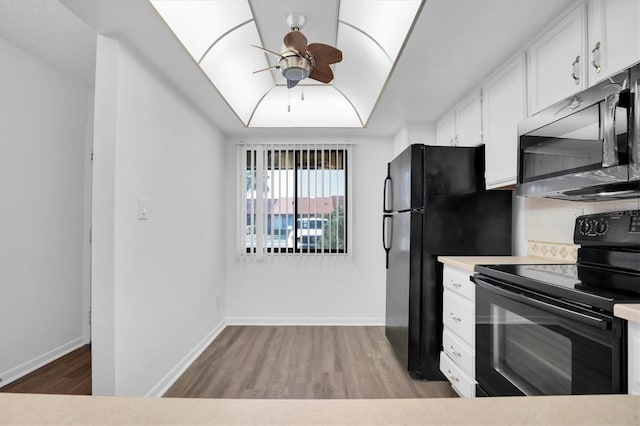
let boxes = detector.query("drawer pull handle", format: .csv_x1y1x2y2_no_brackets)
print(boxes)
450,313,462,322
451,280,462,288
447,369,459,383
449,345,462,357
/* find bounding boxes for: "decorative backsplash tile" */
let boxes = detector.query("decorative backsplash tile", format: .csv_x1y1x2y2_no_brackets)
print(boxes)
528,240,578,262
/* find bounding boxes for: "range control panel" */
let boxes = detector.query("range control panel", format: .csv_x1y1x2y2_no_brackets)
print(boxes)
574,210,640,247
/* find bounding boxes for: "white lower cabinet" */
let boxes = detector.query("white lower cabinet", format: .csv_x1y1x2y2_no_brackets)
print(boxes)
439,350,476,398
628,321,640,395
440,264,476,397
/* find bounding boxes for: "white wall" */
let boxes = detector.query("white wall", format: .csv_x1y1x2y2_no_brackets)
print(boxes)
0,37,90,385
225,137,393,324
512,193,527,256
392,122,437,156
92,36,226,396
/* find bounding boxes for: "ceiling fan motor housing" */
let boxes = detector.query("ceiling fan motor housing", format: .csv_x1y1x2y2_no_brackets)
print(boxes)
279,53,311,81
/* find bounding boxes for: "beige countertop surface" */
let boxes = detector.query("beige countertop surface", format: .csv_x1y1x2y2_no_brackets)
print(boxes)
437,256,572,273
615,304,640,323
1,393,639,425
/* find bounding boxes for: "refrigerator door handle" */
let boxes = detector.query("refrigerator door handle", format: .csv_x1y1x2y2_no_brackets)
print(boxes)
383,174,392,213
382,214,393,269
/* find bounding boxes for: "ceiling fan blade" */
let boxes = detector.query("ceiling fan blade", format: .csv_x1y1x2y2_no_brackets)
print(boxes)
307,43,342,66
287,79,300,89
251,44,283,59
309,65,334,84
283,30,308,54
253,65,279,74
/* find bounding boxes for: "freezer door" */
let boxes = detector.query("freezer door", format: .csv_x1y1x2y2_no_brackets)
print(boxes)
385,210,423,372
388,144,424,211
423,145,485,199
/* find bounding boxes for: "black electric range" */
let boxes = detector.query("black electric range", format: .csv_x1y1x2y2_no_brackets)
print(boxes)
476,210,640,314
473,210,639,397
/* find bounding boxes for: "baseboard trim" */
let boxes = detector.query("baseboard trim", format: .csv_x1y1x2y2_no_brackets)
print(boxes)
225,317,385,326
145,319,227,398
0,337,85,389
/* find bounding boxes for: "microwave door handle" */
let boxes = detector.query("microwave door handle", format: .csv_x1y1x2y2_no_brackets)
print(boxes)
475,278,608,330
602,91,620,168
633,79,640,170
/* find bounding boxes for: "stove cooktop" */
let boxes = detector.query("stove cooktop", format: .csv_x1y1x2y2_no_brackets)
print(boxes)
475,263,640,312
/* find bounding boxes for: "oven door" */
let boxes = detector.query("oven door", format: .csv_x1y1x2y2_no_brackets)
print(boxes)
475,276,625,396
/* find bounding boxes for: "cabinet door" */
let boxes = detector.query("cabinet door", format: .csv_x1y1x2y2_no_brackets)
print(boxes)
439,351,476,397
455,91,482,147
436,111,456,146
483,54,526,189
587,0,640,85
527,3,587,114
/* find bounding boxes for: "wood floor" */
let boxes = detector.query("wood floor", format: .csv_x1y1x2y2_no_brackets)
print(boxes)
165,326,457,399
0,345,91,395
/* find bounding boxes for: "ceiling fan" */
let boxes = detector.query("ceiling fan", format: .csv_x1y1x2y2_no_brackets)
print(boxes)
253,13,343,89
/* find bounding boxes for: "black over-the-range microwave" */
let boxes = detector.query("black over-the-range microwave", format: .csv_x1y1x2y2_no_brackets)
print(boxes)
517,62,640,201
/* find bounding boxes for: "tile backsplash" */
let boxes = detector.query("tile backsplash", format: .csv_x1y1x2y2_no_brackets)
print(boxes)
524,197,640,261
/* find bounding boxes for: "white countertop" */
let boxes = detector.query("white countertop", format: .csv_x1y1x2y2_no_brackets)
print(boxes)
615,304,640,324
437,255,572,273
1,393,639,425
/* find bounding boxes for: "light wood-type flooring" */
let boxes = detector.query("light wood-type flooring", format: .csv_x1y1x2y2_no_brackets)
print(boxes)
165,326,457,399
0,344,91,395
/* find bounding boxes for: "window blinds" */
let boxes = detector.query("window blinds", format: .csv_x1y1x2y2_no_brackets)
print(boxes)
239,144,350,257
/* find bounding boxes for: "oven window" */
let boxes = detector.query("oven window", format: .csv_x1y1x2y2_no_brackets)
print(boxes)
491,305,572,395
519,103,628,182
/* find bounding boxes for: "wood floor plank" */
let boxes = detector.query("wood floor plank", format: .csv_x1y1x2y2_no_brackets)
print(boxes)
165,326,457,399
0,345,91,395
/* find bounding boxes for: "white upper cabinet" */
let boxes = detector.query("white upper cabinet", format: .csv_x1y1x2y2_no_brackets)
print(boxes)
587,0,640,86
482,54,527,189
527,3,587,115
436,91,482,147
455,92,483,147
436,110,456,146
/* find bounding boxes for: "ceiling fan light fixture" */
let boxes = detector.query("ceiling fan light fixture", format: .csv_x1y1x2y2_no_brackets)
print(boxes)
279,55,311,81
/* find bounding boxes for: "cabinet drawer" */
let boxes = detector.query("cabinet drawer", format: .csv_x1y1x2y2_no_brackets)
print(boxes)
443,266,474,301
443,327,474,377
443,290,474,345
440,351,476,398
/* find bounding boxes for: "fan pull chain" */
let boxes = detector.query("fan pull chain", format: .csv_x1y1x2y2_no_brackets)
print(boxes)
301,88,304,101
288,89,291,112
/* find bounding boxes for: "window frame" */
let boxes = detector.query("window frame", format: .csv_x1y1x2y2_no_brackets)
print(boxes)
240,144,350,256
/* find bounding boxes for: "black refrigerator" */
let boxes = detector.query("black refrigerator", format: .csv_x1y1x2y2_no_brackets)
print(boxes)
382,144,512,380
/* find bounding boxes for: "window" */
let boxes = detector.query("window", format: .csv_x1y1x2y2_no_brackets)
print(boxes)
240,144,349,255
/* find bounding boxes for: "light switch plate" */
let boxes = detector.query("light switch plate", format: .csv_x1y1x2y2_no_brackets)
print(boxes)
138,198,149,220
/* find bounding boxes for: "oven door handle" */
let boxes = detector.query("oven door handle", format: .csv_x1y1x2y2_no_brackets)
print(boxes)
475,277,609,330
